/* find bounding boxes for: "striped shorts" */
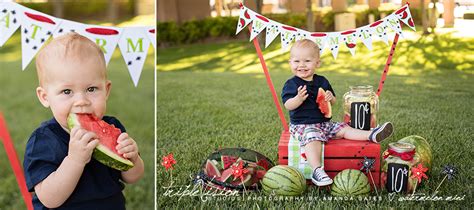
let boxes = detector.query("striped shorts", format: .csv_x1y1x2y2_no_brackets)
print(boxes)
290,122,348,147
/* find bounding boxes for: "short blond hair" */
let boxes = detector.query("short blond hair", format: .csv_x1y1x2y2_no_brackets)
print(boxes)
290,39,320,59
36,32,106,86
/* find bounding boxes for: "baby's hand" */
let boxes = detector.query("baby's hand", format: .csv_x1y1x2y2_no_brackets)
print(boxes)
325,90,335,102
296,85,308,102
68,126,99,165
116,133,139,163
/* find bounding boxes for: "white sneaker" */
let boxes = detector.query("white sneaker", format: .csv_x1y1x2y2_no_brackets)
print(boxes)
311,167,333,186
369,122,393,143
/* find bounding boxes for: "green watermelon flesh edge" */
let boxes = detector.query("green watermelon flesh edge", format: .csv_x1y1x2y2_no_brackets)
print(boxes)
67,113,134,171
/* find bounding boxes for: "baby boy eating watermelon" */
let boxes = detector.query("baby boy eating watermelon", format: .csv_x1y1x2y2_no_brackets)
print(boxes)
23,32,144,209
281,39,393,187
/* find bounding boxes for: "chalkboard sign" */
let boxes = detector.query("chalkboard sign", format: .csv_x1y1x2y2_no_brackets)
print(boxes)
350,102,371,130
386,163,409,193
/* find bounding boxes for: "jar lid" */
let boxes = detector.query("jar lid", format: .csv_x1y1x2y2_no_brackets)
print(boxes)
388,142,415,153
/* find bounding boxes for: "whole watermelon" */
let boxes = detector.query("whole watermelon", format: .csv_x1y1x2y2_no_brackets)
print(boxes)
261,165,306,196
331,169,371,196
398,135,432,170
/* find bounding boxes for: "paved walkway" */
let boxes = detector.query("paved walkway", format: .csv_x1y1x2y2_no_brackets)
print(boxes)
436,18,474,38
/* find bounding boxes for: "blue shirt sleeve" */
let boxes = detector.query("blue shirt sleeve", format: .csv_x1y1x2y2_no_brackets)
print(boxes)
281,79,298,104
24,129,65,192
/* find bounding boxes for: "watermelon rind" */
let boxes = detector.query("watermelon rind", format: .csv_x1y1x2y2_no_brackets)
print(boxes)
397,135,432,170
67,113,134,171
331,169,370,196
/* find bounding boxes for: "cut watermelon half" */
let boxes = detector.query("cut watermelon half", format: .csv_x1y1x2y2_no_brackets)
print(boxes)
67,113,134,171
316,88,332,118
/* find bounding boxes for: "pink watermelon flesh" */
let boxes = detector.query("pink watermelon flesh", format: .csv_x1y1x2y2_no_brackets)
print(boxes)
205,159,222,178
316,88,332,118
219,168,234,183
67,113,133,171
221,155,238,169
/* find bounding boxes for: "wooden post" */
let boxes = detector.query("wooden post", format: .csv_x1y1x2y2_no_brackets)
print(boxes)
443,0,455,27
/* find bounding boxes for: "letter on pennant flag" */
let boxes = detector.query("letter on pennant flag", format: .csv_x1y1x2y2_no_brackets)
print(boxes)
280,25,297,51
118,27,150,87
356,26,373,50
249,13,269,41
53,19,87,38
0,2,21,47
369,20,389,45
327,32,341,59
384,14,404,38
395,5,416,31
309,32,328,55
264,21,280,48
83,25,123,66
20,7,61,70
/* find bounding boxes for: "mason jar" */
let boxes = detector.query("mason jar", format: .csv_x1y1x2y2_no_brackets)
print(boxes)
343,85,378,130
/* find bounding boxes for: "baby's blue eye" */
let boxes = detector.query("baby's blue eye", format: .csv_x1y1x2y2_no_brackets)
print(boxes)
62,89,71,95
87,87,97,92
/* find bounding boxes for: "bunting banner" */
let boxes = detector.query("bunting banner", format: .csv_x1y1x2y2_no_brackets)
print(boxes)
0,2,155,87
236,3,416,59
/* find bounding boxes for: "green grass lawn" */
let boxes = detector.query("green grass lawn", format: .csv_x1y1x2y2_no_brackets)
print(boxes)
0,33,155,209
157,33,473,208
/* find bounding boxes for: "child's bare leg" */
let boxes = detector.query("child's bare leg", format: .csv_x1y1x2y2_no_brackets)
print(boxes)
303,141,323,169
335,122,393,143
335,126,371,141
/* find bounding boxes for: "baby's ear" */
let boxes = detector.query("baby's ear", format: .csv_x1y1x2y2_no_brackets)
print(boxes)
315,59,321,68
105,80,112,99
36,87,49,108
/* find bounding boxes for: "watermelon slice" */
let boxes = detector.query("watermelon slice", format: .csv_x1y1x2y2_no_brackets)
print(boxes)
205,159,222,179
316,88,332,118
67,113,134,171
221,155,238,169
219,167,234,183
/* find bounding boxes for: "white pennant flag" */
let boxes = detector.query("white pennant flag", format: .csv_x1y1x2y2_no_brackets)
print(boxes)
308,32,328,55
249,12,269,41
294,29,310,42
118,27,150,87
264,20,280,48
235,6,252,34
341,30,358,56
146,26,155,49
20,7,61,70
356,26,373,50
82,25,123,66
395,5,416,31
53,19,86,38
0,2,21,47
369,20,389,45
327,32,341,59
384,14,404,38
280,25,297,51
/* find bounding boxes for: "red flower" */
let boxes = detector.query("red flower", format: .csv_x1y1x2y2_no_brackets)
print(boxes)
161,153,177,171
231,161,249,182
411,163,428,183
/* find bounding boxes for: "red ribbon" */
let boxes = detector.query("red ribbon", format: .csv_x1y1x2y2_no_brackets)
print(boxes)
0,112,33,209
383,148,416,161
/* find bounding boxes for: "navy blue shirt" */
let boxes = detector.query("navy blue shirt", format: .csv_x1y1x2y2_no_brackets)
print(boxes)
23,116,127,210
281,75,335,124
